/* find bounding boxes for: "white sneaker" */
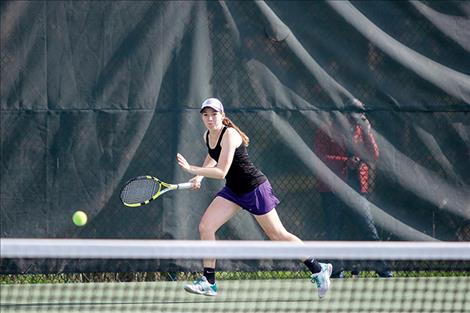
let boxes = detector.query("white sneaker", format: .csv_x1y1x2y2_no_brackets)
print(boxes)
184,276,218,296
311,263,332,299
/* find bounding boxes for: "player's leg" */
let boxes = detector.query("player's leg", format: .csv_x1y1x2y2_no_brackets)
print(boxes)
184,196,240,296
199,196,240,268
253,208,302,242
254,209,332,298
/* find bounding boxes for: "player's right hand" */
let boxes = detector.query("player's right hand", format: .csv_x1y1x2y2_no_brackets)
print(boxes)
189,176,203,190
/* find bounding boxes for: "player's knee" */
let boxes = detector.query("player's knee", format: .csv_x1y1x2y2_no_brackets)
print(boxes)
267,229,289,241
198,221,215,238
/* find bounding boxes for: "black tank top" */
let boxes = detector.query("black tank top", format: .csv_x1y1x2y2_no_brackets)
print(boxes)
206,127,266,194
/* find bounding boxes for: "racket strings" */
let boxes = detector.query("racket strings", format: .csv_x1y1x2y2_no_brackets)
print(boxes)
120,179,160,204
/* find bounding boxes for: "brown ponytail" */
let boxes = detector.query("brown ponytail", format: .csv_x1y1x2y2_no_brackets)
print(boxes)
223,117,250,146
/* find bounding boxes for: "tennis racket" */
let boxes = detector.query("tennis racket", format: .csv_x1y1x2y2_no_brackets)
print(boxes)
120,176,193,207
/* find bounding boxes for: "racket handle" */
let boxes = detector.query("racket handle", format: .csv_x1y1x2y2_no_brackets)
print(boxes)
177,182,193,190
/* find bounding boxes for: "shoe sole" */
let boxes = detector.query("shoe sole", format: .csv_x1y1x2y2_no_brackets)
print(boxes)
184,285,217,296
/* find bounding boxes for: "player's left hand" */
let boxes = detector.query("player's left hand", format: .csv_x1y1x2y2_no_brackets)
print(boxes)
176,153,191,173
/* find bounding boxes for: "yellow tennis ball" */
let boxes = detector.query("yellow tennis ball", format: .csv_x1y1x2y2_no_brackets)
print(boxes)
72,211,87,227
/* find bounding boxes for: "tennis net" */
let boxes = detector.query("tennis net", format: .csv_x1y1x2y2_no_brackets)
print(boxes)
1,239,469,313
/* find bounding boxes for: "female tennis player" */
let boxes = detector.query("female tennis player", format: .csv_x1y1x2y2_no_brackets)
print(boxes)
177,98,332,298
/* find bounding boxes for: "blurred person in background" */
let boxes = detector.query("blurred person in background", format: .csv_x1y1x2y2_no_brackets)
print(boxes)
314,109,392,278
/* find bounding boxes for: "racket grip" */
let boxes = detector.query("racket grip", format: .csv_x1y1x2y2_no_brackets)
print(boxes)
177,182,193,190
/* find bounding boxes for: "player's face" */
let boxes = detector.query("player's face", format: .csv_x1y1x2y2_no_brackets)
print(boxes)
201,108,224,130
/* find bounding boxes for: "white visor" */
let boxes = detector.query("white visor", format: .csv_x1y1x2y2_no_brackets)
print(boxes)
200,98,224,113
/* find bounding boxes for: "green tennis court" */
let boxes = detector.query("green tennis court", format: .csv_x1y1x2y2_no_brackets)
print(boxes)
2,276,469,313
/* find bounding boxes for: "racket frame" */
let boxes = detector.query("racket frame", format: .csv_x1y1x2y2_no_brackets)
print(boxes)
120,176,192,207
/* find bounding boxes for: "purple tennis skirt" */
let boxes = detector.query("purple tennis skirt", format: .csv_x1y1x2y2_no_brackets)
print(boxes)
216,180,280,215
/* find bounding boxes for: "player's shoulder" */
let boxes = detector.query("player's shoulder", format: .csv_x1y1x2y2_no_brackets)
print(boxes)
225,127,242,140
222,127,242,144
225,127,239,136
202,130,209,142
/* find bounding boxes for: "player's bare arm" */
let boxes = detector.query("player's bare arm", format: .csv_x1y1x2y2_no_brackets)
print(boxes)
177,128,240,179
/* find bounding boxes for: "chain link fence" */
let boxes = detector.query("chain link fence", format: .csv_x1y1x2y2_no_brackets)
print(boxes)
1,1,469,276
